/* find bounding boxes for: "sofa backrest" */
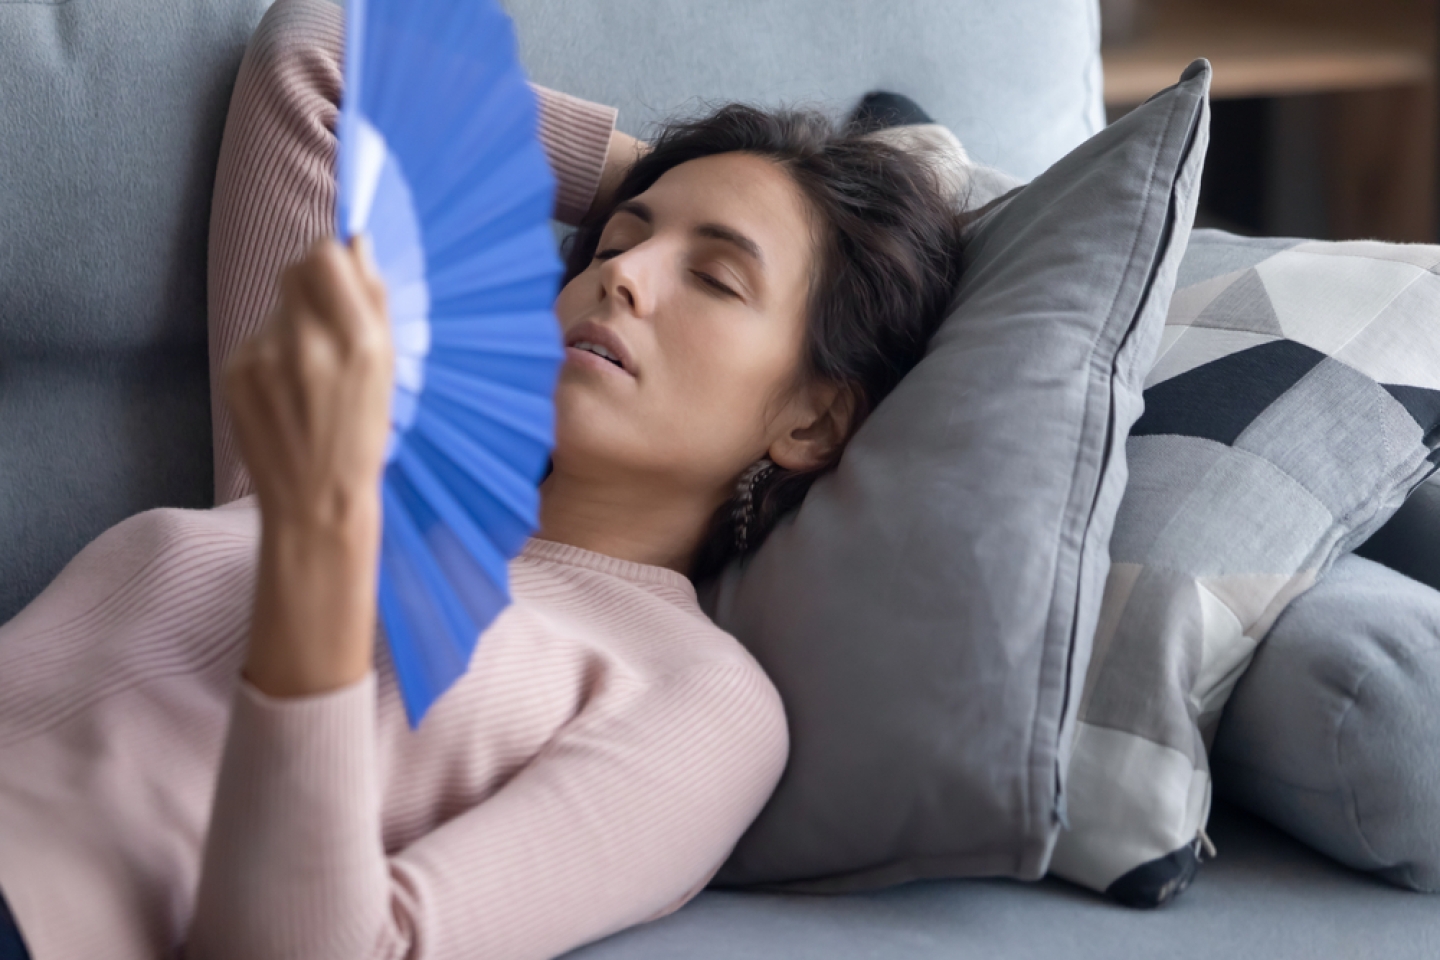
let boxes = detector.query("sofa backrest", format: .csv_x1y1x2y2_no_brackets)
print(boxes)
0,0,273,622
0,0,1102,623
506,0,1104,183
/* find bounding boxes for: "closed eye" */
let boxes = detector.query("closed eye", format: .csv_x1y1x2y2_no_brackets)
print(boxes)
693,271,739,298
594,246,739,298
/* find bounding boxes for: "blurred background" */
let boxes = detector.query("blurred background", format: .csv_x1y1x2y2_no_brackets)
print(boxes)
1102,0,1438,242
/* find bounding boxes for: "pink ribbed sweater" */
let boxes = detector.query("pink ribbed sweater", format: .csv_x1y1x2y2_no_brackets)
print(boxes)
0,2,789,959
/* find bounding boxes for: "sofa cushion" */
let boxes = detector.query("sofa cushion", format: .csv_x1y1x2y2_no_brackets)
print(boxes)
699,63,1211,892
0,0,275,622
564,801,1440,960
1048,231,1440,904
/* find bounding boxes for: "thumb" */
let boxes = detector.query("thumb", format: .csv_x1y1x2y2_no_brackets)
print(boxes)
349,233,387,308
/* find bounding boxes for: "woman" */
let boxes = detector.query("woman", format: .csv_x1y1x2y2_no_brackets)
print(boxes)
0,0,964,957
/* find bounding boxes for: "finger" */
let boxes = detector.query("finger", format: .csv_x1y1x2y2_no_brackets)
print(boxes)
350,233,388,311
265,282,318,433
296,238,385,349
280,273,391,458
273,260,321,353
318,238,394,390
224,331,276,442
336,237,392,358
288,254,391,423
271,250,390,424
292,319,346,434
225,337,307,499
277,251,320,313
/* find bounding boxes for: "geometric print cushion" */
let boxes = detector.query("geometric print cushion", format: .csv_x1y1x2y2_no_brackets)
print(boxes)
1046,230,1440,907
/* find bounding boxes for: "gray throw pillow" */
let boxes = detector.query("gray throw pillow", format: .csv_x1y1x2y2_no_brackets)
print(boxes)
1047,230,1440,906
1212,553,1440,893
699,62,1212,892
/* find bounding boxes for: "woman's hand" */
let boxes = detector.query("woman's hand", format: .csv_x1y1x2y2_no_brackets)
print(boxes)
224,236,393,699
588,129,649,219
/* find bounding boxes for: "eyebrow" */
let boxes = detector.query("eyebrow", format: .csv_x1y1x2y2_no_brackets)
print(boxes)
614,200,766,269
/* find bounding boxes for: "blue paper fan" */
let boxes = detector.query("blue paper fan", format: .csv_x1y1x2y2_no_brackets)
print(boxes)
335,0,564,727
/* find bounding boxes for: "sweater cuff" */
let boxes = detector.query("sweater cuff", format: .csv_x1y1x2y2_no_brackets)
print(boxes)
188,672,386,958
531,83,619,225
221,671,379,857
233,670,376,731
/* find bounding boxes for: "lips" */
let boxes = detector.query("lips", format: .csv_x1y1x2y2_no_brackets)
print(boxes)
564,320,636,377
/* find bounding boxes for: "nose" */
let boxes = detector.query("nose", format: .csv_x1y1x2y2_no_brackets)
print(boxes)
597,242,655,317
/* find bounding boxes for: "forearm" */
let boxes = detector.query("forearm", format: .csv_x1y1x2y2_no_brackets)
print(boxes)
531,84,648,225
196,223,398,956
198,483,390,957
243,506,379,698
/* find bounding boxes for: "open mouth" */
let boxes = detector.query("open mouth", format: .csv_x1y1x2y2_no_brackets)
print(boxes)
570,340,625,368
563,321,635,376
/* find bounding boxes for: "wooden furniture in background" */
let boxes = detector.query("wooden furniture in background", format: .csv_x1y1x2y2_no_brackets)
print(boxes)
1102,0,1439,242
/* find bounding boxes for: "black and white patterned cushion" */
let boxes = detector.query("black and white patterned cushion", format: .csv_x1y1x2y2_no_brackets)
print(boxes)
1049,231,1440,905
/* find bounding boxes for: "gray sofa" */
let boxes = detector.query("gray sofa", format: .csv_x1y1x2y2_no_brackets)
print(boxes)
2,0,1437,956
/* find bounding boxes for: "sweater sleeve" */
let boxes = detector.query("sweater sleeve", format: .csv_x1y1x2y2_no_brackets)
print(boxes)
186,663,787,960
208,0,618,505
533,86,618,226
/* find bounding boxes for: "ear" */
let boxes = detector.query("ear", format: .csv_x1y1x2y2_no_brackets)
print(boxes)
768,381,858,473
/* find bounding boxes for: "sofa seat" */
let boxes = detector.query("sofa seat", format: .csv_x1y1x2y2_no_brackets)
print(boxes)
568,802,1440,959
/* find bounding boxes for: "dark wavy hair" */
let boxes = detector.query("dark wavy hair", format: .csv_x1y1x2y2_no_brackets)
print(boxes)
561,104,967,582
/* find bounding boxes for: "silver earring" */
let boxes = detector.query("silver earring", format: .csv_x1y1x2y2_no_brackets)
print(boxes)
732,458,778,554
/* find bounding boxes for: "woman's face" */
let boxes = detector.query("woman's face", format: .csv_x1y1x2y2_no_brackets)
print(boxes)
551,152,828,502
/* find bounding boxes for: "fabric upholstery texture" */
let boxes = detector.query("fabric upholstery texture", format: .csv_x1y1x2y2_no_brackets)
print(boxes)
700,62,1211,893
1212,553,1440,893
502,0,1104,183
0,0,274,624
564,801,1440,960
1048,229,1440,903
